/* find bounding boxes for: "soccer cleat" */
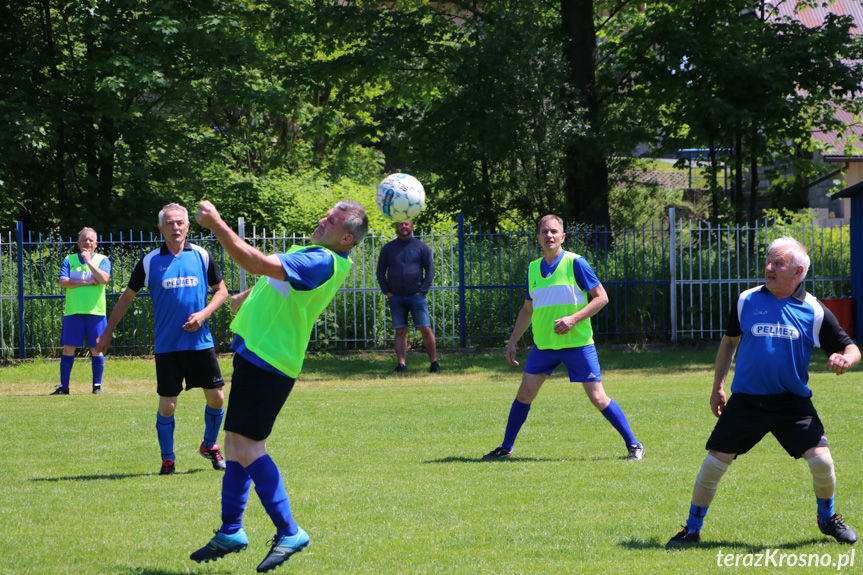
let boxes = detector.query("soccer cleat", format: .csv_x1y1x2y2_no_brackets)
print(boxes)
819,514,858,544
190,529,249,563
256,527,310,573
482,446,513,459
429,361,442,373
200,442,227,471
394,363,407,373
50,386,69,395
92,387,103,395
159,459,176,475
666,527,701,549
626,443,645,461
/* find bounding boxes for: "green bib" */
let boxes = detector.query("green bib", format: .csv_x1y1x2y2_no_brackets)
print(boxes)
528,251,593,349
231,246,352,378
64,253,108,316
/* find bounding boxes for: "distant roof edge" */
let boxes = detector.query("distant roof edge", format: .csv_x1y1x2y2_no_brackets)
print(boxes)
833,179,863,198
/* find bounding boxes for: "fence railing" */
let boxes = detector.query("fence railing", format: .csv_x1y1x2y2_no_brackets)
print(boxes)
0,210,852,359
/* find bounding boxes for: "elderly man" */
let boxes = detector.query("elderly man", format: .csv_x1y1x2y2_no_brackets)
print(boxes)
667,236,861,548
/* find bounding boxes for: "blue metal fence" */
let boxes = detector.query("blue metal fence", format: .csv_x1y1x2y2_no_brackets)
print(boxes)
0,211,852,359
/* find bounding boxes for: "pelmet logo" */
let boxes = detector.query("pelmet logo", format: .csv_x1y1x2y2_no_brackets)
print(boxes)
751,323,799,340
162,276,199,289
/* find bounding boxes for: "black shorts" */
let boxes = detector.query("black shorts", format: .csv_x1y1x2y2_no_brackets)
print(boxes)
224,353,296,441
154,348,225,397
706,392,828,459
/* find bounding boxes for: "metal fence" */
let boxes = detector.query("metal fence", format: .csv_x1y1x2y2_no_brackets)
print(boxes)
0,210,852,359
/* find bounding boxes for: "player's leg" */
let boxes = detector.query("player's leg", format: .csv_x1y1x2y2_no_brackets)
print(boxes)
54,315,83,394
186,349,227,470
155,352,184,475
483,370,548,459
667,450,734,548
412,295,440,372
581,381,643,459
394,327,409,370
389,295,409,371
86,315,107,394
804,446,855,543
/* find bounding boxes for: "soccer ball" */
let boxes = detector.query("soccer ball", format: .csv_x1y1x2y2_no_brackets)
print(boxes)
376,173,425,222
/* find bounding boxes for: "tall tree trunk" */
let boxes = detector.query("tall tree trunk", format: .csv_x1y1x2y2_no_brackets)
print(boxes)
41,0,68,217
560,0,610,229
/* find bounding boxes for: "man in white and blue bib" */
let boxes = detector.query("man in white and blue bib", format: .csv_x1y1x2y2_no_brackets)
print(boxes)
482,214,644,461
51,227,111,395
96,204,229,476
667,236,861,549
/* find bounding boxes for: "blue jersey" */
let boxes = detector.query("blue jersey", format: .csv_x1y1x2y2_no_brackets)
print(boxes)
525,250,600,300
232,247,350,374
60,254,112,280
726,284,852,397
128,243,223,354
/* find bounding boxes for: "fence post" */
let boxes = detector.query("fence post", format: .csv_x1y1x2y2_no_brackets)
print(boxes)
458,213,466,348
16,221,25,359
238,217,246,293
669,208,677,343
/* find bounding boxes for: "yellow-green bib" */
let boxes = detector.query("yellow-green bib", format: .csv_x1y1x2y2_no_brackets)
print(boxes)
528,251,593,349
230,246,352,378
64,253,108,316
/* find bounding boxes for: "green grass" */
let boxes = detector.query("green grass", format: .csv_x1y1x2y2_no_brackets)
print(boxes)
1,348,861,574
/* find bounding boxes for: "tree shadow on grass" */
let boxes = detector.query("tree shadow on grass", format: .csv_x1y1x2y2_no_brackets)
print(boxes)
619,536,825,551
30,469,206,482
423,455,620,464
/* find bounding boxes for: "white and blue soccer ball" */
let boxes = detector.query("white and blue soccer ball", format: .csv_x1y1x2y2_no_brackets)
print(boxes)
376,173,425,222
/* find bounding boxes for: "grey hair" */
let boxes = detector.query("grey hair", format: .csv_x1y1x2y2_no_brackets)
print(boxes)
538,214,565,233
78,227,97,239
158,203,189,226
334,200,369,247
767,236,810,281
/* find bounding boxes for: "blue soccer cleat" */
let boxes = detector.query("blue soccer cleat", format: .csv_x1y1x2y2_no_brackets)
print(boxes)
256,527,310,573
190,529,249,563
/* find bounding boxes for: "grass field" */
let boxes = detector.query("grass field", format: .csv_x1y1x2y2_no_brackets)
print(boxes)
1,347,861,574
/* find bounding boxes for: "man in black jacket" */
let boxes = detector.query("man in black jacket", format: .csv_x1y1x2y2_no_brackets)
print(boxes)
376,220,440,373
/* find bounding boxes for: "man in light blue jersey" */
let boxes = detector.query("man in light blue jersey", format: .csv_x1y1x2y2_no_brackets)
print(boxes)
190,199,368,573
667,237,861,549
96,204,229,476
482,214,643,461
52,227,111,395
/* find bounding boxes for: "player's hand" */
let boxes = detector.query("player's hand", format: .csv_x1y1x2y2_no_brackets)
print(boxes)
505,342,519,366
94,332,112,355
710,388,726,418
385,292,393,298
230,292,248,315
827,353,852,375
79,248,92,263
183,311,206,332
195,200,223,229
553,315,576,334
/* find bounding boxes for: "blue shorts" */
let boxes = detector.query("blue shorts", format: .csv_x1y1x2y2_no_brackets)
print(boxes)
61,314,108,348
388,294,431,329
523,344,601,382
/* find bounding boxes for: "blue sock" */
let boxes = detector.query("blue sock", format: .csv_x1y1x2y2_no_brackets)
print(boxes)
600,399,638,447
156,413,175,461
203,405,224,448
60,355,74,389
247,455,298,537
686,504,709,534
220,461,252,534
817,497,835,524
91,355,105,387
502,399,531,452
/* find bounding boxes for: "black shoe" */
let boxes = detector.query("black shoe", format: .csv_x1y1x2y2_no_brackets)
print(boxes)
256,527,310,573
50,386,69,395
190,529,249,563
394,363,407,372
429,361,441,373
482,446,513,459
819,514,858,544
200,442,227,471
666,527,701,549
159,459,176,475
626,443,644,460
92,386,103,395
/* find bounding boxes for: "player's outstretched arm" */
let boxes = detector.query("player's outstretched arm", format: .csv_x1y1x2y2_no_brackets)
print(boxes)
195,200,286,280
230,289,252,315
505,300,534,366
827,343,861,375
94,287,137,354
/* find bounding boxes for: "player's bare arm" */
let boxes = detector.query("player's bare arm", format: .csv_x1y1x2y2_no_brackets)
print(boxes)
553,283,609,334
506,300,534,366
710,335,740,417
94,287,138,354
827,343,861,376
79,249,111,284
195,200,286,280
183,280,229,332
231,289,252,315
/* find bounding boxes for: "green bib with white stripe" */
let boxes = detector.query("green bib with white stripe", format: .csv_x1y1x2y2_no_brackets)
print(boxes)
64,253,108,316
230,245,352,378
528,251,593,349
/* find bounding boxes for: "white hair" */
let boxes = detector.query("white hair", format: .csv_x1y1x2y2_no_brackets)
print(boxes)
767,236,810,281
158,203,189,226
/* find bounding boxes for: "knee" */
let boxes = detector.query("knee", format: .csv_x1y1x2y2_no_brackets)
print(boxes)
695,453,731,491
807,453,836,490
587,390,610,410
